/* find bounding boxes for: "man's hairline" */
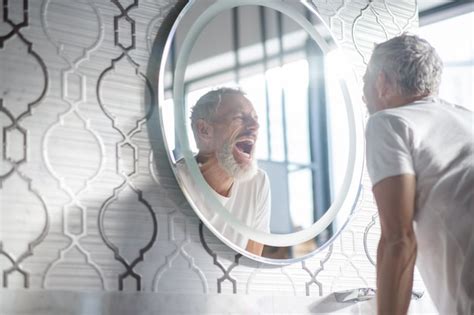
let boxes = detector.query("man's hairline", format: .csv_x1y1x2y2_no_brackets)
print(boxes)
193,91,248,125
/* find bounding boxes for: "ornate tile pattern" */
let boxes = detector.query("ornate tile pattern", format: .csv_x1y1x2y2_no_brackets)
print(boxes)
0,0,50,289
1,0,423,300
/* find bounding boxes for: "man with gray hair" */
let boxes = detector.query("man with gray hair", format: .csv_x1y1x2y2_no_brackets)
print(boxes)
363,34,473,314
184,87,270,256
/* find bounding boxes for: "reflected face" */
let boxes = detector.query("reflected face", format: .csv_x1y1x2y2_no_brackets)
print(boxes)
211,94,259,180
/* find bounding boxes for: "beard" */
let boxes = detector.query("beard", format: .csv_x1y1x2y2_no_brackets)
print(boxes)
216,141,258,182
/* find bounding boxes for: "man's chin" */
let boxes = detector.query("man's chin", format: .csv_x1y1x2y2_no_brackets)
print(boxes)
217,151,258,182
233,159,258,182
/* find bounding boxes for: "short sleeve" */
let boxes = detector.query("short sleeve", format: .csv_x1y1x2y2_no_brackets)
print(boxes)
254,171,271,233
365,113,415,186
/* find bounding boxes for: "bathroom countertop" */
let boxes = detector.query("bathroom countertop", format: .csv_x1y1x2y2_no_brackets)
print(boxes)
0,289,439,314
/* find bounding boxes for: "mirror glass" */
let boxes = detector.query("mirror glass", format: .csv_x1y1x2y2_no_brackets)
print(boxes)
156,0,363,263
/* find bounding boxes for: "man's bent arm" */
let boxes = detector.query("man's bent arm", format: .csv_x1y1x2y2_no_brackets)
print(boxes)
246,172,271,257
373,175,417,315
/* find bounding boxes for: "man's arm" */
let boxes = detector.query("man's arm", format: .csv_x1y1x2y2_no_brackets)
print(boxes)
372,174,417,315
245,172,271,256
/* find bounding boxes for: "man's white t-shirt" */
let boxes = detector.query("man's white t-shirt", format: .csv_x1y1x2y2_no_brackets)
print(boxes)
365,97,473,314
176,160,271,249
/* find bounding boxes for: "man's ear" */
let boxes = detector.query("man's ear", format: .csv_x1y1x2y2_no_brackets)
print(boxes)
375,71,395,106
375,71,388,98
196,119,213,142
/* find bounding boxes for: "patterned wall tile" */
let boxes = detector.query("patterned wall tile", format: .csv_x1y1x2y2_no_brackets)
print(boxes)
1,0,50,289
38,0,110,291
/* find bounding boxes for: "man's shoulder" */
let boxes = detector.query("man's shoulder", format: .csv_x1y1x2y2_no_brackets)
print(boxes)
370,97,468,131
255,168,269,183
256,167,268,177
240,168,269,189
367,110,410,135
371,105,416,122
371,97,452,121
255,168,271,193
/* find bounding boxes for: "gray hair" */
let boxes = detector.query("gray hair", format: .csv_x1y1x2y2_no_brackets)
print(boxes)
369,33,443,97
190,87,245,134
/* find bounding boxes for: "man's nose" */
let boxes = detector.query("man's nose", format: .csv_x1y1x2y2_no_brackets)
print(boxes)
246,116,259,131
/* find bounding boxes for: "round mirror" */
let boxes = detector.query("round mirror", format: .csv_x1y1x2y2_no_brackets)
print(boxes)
155,0,364,263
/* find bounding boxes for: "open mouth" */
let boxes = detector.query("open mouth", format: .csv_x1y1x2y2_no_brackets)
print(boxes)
236,140,253,155
233,138,255,162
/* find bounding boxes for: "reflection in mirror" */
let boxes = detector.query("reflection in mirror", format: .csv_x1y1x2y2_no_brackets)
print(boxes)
178,88,270,256
159,1,358,261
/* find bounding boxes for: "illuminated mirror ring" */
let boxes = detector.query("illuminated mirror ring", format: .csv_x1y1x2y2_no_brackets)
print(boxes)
165,0,364,247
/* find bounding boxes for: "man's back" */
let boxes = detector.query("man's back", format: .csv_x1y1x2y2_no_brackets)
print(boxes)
366,97,473,314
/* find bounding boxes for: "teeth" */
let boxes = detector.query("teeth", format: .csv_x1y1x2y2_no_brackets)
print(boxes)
237,138,255,145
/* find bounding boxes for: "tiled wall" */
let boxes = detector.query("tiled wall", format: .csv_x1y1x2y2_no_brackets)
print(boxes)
1,0,421,307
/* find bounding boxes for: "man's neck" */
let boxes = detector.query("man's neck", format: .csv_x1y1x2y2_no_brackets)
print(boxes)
384,93,429,110
196,153,234,197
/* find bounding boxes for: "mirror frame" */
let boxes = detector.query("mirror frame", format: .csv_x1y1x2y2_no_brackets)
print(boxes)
156,0,365,264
